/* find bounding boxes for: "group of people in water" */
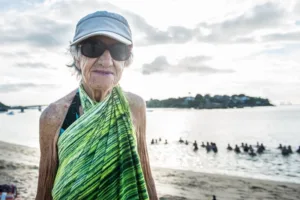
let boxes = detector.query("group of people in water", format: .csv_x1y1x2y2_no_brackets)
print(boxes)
151,138,220,152
151,138,168,145
150,138,300,157
277,144,300,156
197,141,218,153
226,142,266,157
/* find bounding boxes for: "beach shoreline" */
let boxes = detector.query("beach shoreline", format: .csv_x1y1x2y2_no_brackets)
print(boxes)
0,140,299,200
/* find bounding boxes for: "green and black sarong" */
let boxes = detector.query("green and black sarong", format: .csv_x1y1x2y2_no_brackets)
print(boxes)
52,84,149,200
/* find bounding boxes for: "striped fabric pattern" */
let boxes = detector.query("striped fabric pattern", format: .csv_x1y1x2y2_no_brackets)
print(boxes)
52,84,149,200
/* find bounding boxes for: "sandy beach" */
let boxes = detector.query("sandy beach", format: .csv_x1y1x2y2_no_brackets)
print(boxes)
0,140,299,200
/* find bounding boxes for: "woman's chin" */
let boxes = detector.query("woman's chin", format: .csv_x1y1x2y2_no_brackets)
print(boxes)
88,80,114,91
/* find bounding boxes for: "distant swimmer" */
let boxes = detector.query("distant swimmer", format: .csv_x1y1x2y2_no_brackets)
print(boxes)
249,149,256,157
193,143,199,151
185,140,189,145
234,145,241,153
165,139,168,144
151,139,155,145
257,144,265,154
282,146,289,156
241,142,244,148
212,195,217,200
206,143,211,152
155,139,158,144
243,143,249,153
249,145,253,152
206,142,210,147
179,137,184,143
256,142,260,148
201,142,206,148
296,146,300,154
227,144,233,151
277,144,283,149
193,140,197,147
257,146,264,154
159,138,161,142
287,145,293,154
260,143,265,151
212,143,218,153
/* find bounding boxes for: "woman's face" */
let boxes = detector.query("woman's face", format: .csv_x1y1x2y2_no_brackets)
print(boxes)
77,36,126,91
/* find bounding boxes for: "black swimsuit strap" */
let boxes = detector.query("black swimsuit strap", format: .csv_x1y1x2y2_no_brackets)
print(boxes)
61,91,81,131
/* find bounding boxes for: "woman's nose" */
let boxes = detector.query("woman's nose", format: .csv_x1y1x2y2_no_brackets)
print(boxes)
98,50,113,67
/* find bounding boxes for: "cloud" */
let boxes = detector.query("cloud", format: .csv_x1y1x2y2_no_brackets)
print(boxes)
0,83,59,93
294,1,300,16
142,55,234,75
142,56,169,74
0,52,16,57
178,56,212,65
0,0,40,12
0,0,290,49
132,22,197,46
15,62,55,69
130,2,288,45
196,2,285,43
0,14,73,48
46,0,116,19
234,37,257,43
0,51,31,58
262,31,300,42
0,1,173,47
0,1,120,48
117,9,196,45
123,10,199,46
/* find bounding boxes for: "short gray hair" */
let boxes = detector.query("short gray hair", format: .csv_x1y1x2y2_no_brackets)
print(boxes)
66,45,133,77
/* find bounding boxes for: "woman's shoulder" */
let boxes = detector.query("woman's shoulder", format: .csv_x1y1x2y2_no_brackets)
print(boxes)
124,91,146,111
40,89,78,126
124,92,146,129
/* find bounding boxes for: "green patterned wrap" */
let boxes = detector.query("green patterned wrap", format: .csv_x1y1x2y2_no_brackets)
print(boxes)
52,84,149,200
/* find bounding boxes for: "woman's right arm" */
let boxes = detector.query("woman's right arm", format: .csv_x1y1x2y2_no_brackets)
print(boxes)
36,105,60,200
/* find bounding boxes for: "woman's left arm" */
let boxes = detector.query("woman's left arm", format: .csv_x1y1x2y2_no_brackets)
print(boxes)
136,99,158,200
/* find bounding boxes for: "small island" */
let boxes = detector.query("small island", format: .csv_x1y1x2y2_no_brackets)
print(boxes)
0,102,44,112
146,94,273,109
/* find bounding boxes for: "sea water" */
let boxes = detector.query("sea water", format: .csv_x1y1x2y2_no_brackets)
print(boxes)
0,105,299,183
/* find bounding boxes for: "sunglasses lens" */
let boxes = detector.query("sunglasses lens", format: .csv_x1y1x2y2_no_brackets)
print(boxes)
80,41,130,61
110,44,130,61
81,42,105,58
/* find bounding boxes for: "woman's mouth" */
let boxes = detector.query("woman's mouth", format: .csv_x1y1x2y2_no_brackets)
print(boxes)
93,70,114,76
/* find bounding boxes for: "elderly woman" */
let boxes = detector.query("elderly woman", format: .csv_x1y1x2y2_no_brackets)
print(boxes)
36,11,158,200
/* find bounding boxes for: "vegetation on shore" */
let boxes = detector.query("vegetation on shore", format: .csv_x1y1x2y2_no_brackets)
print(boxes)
146,94,273,109
0,102,9,111
1,94,273,111
0,102,44,112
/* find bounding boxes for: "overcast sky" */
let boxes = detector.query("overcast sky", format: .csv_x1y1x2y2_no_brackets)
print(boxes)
0,0,300,105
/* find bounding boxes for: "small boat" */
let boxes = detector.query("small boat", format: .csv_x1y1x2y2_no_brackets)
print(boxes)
7,111,14,115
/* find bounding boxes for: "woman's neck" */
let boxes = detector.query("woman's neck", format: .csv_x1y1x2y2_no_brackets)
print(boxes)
81,82,112,102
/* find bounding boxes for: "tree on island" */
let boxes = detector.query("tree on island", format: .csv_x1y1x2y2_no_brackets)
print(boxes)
0,102,9,111
146,94,273,109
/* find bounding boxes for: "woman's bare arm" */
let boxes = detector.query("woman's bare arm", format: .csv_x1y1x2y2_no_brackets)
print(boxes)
136,99,158,200
126,91,158,199
36,91,76,200
36,104,61,200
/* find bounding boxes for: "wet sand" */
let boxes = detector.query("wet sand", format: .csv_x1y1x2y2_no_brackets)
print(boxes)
0,140,299,200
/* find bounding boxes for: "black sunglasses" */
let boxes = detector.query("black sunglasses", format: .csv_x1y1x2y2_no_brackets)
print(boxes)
78,40,131,61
